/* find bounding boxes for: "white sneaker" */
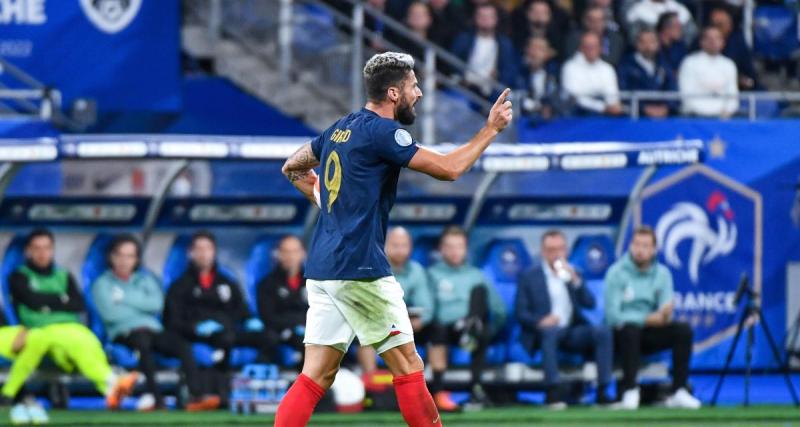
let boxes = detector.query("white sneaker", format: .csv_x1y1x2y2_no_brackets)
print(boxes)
9,403,31,425
136,393,157,411
612,388,640,410
665,388,702,409
24,399,49,424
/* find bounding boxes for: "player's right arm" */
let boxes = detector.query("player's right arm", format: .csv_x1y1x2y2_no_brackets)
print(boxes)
408,88,513,181
282,142,321,205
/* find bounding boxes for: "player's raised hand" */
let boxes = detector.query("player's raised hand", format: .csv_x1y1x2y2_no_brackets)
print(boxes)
487,88,513,133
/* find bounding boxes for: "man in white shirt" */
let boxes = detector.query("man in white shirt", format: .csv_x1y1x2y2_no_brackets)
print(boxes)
678,26,739,117
561,32,623,115
451,4,518,96
515,230,614,408
626,0,692,29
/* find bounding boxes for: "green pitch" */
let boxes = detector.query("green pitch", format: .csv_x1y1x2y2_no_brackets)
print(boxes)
6,406,799,426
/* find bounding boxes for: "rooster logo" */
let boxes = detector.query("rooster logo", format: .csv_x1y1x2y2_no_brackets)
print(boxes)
655,191,737,284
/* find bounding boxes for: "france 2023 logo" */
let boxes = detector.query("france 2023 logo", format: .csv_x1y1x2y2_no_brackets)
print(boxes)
634,164,762,354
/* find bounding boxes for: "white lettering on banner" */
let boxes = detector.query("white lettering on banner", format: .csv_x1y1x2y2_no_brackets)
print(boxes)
0,0,46,24
674,291,736,314
637,149,700,165
0,40,33,57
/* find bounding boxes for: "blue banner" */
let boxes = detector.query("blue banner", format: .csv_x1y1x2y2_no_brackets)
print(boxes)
0,0,180,111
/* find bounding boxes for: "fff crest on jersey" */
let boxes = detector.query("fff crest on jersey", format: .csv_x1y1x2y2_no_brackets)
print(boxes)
80,0,142,34
633,164,762,358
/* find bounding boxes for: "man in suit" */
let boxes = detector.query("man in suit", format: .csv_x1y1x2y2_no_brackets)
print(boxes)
516,230,613,407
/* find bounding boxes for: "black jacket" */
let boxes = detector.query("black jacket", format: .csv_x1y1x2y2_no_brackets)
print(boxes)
257,266,308,334
163,263,251,338
515,264,595,351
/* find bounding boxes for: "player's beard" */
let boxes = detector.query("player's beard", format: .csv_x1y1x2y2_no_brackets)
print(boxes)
395,97,416,125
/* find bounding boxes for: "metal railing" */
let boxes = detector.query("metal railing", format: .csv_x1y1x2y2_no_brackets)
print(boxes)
0,58,59,120
621,91,800,120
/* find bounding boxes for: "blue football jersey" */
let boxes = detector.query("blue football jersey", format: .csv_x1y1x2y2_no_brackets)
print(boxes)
304,108,420,280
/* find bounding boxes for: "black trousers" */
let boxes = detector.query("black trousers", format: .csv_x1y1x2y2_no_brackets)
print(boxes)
430,286,491,391
115,328,201,405
199,328,276,367
614,322,693,392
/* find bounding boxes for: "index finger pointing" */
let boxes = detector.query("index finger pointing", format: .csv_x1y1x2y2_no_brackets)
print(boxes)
494,88,511,107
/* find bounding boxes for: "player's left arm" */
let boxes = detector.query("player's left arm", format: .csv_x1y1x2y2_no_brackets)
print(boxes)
282,142,320,205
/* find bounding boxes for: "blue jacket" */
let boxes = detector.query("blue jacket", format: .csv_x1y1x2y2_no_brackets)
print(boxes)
515,264,595,351
658,40,687,78
450,31,519,89
617,53,676,92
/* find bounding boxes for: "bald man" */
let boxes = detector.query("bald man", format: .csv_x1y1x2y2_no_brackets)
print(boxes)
257,235,309,360
357,227,435,373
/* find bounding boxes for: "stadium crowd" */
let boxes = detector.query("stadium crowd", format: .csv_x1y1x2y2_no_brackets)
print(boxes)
0,224,700,420
328,0,780,118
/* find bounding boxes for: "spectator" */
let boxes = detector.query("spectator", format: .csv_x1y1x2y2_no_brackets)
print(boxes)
709,6,757,89
357,227,435,375
163,231,274,402
8,228,138,409
617,28,676,118
516,230,614,408
256,235,308,365
511,0,564,58
517,36,562,119
626,0,693,32
565,6,625,65
429,0,469,48
392,1,434,60
93,234,218,411
561,32,623,115
451,4,519,97
427,226,507,411
604,226,701,410
464,0,512,34
678,26,739,117
656,11,688,75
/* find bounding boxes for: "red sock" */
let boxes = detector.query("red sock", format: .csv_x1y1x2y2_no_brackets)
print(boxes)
393,370,442,427
274,374,325,427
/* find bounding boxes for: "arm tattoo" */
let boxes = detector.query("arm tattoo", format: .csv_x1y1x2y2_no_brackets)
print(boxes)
287,169,311,183
284,143,319,171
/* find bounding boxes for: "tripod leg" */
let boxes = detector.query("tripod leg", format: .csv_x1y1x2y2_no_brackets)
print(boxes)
711,309,749,407
757,309,800,407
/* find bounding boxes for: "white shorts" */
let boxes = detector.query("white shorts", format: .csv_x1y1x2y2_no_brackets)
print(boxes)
304,276,414,354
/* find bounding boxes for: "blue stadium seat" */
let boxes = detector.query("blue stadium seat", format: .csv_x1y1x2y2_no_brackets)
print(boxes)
479,238,533,366
245,235,280,314
81,233,115,341
569,234,615,325
753,6,799,61
0,235,25,325
410,235,441,267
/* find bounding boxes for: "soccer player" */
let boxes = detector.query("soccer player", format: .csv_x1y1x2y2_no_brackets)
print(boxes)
274,52,512,426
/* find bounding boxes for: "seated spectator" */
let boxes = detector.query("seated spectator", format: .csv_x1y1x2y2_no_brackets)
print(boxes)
451,4,518,97
626,0,693,34
604,226,701,410
93,234,218,411
8,229,138,409
511,0,564,58
164,231,274,402
357,227,435,375
709,6,758,89
0,309,64,423
464,0,512,34
516,230,613,408
427,226,507,411
565,6,625,65
561,32,623,115
517,36,562,119
589,0,621,34
429,0,469,48
392,1,433,60
678,26,739,117
618,28,676,118
256,235,309,365
656,11,688,76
